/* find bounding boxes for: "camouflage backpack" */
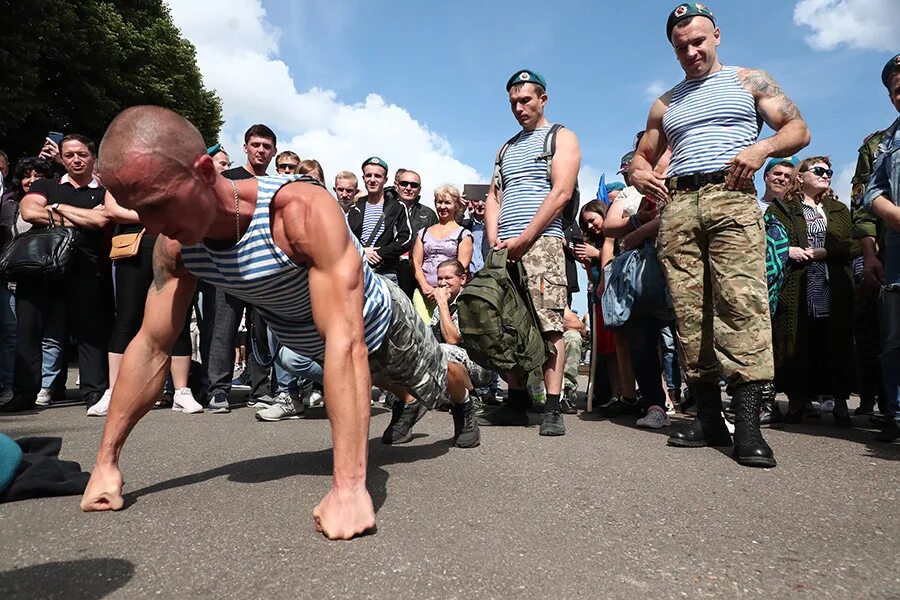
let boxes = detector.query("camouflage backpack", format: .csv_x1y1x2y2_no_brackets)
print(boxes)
456,249,547,379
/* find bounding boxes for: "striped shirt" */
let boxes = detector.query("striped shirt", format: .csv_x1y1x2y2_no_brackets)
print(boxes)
361,201,385,245
181,176,393,359
802,202,830,318
663,66,761,177
498,124,564,240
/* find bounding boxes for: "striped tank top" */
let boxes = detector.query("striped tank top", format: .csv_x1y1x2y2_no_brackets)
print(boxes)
663,66,761,177
498,124,564,240
180,175,393,359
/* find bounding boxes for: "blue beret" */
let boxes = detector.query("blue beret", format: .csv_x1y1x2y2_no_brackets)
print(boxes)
362,156,388,173
207,143,224,156
666,2,716,41
605,181,626,193
882,53,900,88
506,69,547,92
764,156,799,175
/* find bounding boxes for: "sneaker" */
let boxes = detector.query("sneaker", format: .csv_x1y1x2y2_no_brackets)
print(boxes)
86,389,112,417
820,397,835,414
381,399,428,444
246,395,274,409
0,388,12,407
304,389,325,409
477,403,529,427
154,390,174,409
539,410,566,436
207,393,231,414
594,397,642,418
35,388,53,407
255,392,303,421
560,389,578,415
636,405,671,429
804,399,822,418
172,388,203,414
450,398,481,448
231,375,250,391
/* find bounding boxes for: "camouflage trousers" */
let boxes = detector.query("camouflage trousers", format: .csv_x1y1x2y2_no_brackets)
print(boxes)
656,183,774,385
563,329,583,392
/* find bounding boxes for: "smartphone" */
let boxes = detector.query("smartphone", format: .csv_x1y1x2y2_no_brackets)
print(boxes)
48,131,64,145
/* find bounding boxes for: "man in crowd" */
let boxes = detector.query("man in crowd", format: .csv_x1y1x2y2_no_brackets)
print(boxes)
333,170,359,213
79,106,481,540
2,135,113,413
347,157,412,284
630,3,809,467
863,53,900,442
395,168,437,298
462,184,490,274
483,69,581,436
207,144,231,173
206,124,279,412
758,157,798,213
275,150,300,175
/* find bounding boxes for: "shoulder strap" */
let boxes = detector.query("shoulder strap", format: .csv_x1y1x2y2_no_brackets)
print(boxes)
492,131,523,193
539,123,565,182
455,226,466,245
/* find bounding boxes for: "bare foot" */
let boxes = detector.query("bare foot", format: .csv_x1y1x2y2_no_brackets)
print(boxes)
80,464,125,512
313,486,376,540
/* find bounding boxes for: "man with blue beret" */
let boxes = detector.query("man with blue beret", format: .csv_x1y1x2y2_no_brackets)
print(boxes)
863,52,900,442
758,156,798,214
629,2,810,468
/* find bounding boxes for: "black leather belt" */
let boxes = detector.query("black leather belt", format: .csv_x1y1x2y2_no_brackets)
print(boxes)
665,169,730,191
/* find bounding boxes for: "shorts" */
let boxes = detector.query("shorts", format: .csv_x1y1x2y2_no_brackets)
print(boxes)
517,236,567,334
368,278,451,409
440,343,494,390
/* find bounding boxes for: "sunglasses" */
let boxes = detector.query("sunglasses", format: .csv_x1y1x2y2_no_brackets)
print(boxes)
397,180,421,189
807,166,833,178
277,163,297,170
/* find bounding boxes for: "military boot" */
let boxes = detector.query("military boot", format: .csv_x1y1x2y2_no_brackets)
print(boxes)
758,381,783,428
732,382,777,468
667,382,732,448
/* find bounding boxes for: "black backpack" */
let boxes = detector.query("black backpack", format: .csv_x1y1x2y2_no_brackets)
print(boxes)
492,123,580,228
456,248,548,380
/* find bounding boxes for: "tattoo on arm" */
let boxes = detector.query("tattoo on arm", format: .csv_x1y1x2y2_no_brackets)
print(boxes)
151,236,184,292
742,68,802,121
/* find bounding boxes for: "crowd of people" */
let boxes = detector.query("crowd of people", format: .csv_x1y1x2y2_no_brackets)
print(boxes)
0,2,898,540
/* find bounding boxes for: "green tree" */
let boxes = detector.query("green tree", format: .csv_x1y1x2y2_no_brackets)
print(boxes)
0,0,222,164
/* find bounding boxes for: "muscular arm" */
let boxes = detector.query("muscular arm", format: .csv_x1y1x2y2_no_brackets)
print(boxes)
19,192,53,225
54,202,109,229
729,69,811,187
82,236,197,511
630,94,671,202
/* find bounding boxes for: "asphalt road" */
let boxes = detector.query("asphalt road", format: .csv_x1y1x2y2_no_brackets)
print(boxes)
1,386,899,600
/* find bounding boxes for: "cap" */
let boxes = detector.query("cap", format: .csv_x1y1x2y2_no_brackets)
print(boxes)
361,156,388,174
666,2,716,41
206,143,224,156
618,150,636,174
882,53,900,88
763,156,800,175
506,69,547,92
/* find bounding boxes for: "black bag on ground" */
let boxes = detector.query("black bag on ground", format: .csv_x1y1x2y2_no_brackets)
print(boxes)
0,209,79,280
456,248,548,380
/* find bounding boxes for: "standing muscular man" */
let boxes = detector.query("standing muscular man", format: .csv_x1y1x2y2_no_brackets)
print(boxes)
630,3,809,467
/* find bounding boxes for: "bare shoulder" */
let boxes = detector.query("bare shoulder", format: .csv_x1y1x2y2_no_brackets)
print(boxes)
269,181,353,263
737,67,783,97
151,235,190,291
737,67,803,121
556,126,580,147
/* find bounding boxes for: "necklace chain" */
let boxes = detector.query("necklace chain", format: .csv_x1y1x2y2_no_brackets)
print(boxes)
230,179,240,243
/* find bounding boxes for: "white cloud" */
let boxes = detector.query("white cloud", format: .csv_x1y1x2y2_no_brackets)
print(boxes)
832,160,855,207
793,0,900,51
165,0,484,208
644,81,666,101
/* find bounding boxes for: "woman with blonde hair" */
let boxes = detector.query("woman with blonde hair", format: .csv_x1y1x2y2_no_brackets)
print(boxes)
411,184,473,321
766,156,859,426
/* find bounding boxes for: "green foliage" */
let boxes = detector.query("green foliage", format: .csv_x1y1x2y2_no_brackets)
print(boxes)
0,0,222,163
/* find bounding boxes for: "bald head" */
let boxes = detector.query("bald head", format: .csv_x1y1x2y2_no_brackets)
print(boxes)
99,106,208,206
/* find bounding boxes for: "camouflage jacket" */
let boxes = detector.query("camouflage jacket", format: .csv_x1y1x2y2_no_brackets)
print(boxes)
851,130,885,240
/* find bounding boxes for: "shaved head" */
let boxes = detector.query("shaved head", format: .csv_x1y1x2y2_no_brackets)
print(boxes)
99,105,208,208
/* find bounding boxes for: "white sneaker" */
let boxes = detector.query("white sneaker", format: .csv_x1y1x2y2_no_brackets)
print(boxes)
636,406,671,429
86,389,112,417
35,388,53,407
172,388,203,414
255,392,303,421
304,389,324,408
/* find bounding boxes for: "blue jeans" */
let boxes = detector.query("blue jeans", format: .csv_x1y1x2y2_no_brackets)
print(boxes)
268,330,323,393
625,316,667,410
660,323,681,394
41,299,66,391
0,287,16,389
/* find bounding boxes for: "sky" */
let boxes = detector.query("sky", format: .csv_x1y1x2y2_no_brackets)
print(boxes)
165,0,900,313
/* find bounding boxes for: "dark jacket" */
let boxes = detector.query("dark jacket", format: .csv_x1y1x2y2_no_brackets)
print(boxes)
347,195,413,274
767,195,859,398
406,200,438,238
0,190,19,255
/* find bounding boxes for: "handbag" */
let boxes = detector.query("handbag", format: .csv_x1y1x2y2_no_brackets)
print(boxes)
601,241,673,328
109,229,145,260
0,209,80,280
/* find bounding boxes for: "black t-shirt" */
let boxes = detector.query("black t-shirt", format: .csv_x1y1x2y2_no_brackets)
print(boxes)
222,166,258,180
28,176,107,255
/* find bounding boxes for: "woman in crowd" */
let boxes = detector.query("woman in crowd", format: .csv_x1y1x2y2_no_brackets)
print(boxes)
767,156,858,426
86,192,203,416
411,184,473,322
574,200,629,411
297,159,325,184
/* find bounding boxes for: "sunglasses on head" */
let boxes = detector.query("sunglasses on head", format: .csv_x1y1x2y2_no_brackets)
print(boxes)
277,163,297,170
397,180,420,189
807,166,833,178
